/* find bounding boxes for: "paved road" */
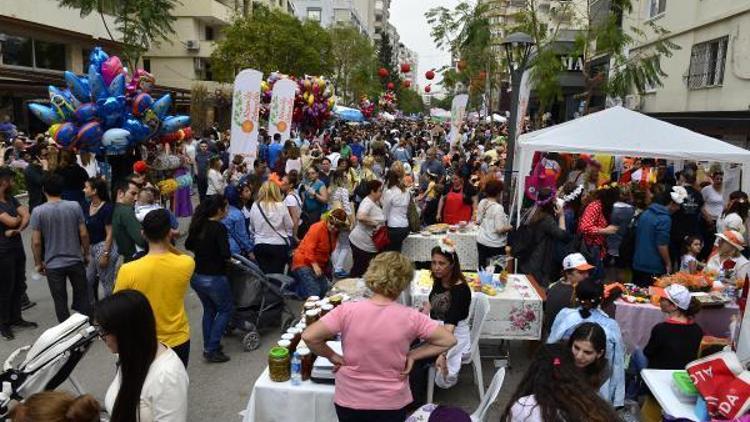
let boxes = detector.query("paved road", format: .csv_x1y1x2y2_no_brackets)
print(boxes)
1,200,531,420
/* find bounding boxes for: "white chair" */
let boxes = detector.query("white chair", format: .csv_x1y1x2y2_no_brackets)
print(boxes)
426,293,491,403
470,366,506,422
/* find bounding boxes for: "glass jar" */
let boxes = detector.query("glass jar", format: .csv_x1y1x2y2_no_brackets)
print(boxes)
307,296,321,302
281,333,295,353
320,304,333,317
268,347,290,382
305,309,320,326
287,328,302,352
329,294,343,308
297,347,313,381
277,339,291,350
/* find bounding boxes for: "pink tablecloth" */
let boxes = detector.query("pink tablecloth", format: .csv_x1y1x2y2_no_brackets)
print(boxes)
614,300,739,352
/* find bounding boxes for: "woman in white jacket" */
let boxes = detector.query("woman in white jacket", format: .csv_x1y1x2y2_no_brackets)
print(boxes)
249,180,294,274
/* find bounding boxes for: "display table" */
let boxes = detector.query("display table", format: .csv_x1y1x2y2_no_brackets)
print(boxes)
407,270,543,340
614,300,739,352
242,368,336,422
641,369,699,421
402,230,479,271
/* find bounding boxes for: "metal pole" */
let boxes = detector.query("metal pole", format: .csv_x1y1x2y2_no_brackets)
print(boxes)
503,68,522,209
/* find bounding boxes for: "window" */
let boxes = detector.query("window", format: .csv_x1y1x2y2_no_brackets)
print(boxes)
649,0,666,18
375,0,383,10
205,26,215,41
307,7,322,22
82,48,91,70
687,36,728,89
0,33,33,67
143,58,151,73
34,40,66,70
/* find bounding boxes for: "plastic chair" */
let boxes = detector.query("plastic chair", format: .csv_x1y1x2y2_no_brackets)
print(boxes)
470,367,506,422
427,293,491,403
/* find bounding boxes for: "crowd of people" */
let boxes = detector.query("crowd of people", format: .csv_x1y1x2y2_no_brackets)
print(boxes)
0,114,744,421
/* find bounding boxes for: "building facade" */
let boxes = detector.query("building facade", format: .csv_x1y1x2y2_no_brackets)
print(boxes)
294,0,370,37
397,43,419,91
622,0,750,145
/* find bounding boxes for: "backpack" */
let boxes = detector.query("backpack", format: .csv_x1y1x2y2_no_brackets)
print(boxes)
618,213,642,267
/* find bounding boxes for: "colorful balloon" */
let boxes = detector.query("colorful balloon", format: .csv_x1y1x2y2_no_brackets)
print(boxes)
426,69,436,80
108,73,126,97
378,67,389,78
88,65,108,100
400,63,411,73
122,117,150,143
53,122,78,147
28,103,61,125
160,115,190,134
150,94,172,119
97,96,125,128
101,128,131,155
75,121,103,149
74,103,98,123
132,93,154,117
64,71,91,103
88,47,109,73
101,56,123,86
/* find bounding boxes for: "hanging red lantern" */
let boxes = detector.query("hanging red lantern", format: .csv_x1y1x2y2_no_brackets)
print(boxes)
425,69,436,80
457,60,467,71
400,63,411,73
378,67,389,78
402,80,411,88
424,85,432,93
479,71,487,79
387,82,395,90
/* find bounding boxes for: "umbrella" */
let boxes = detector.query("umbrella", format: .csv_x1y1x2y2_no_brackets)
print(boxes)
333,106,364,122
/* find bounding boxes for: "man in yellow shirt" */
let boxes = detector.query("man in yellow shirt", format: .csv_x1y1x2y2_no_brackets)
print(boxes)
114,209,195,367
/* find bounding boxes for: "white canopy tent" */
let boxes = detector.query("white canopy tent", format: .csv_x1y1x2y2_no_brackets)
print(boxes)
514,106,750,221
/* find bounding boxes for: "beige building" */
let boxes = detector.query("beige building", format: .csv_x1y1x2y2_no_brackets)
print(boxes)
373,0,391,43
622,0,750,145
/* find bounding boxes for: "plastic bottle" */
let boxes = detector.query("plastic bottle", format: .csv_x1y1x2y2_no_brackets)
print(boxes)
290,351,302,386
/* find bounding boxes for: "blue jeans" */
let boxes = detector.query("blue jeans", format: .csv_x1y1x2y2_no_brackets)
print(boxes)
190,274,233,353
292,267,329,298
626,348,649,400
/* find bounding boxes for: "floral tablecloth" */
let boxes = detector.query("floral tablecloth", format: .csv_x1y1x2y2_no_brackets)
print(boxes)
401,230,479,271
407,270,543,340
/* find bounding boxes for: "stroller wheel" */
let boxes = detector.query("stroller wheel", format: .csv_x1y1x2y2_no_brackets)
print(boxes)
242,329,261,352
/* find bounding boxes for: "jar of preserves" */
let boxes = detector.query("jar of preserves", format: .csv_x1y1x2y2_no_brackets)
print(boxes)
305,309,320,326
307,296,321,302
297,347,313,381
329,294,343,307
287,328,302,351
268,347,290,382
281,333,295,353
320,304,334,317
277,339,291,350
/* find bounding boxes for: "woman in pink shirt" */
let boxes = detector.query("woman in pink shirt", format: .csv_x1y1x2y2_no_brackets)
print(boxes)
303,252,456,422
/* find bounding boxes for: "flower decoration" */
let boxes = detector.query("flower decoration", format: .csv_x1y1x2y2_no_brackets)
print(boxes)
438,237,456,255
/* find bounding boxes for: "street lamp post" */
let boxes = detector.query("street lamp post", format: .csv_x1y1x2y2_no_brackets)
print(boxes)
500,32,535,208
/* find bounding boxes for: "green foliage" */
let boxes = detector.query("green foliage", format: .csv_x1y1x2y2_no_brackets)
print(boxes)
329,25,378,105
211,4,333,82
57,0,178,69
399,88,425,115
377,32,397,88
190,83,209,135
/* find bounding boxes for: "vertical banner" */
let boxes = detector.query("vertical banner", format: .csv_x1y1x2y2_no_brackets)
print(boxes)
268,78,296,143
448,94,469,146
230,69,263,166
515,69,532,141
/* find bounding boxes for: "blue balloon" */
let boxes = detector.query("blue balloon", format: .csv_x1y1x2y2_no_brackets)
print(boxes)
89,47,109,73
122,116,150,143
54,122,78,147
89,65,108,100
108,73,125,97
48,86,76,121
28,103,61,125
160,115,190,134
74,103,98,123
150,94,172,119
97,96,125,129
76,121,104,148
65,71,91,103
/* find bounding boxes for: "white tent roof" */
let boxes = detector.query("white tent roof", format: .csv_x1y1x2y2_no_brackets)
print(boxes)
514,106,750,221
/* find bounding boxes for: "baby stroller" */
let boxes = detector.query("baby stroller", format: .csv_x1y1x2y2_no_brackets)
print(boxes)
227,255,298,351
0,313,97,420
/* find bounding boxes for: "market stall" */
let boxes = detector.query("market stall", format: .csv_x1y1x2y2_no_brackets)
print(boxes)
242,368,336,422
407,269,543,340
514,106,750,224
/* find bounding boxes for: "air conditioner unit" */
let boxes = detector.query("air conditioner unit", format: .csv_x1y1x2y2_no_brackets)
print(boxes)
624,94,642,111
186,40,200,51
193,58,205,71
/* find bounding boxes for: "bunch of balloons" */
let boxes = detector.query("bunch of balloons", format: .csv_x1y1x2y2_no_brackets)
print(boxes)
259,72,336,131
359,96,374,119
378,91,397,113
28,47,190,155
157,173,192,196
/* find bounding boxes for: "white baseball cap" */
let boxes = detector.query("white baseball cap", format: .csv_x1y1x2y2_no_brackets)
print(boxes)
662,284,691,311
562,253,595,271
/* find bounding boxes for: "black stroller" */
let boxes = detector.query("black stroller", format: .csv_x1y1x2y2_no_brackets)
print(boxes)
0,314,98,420
227,255,298,351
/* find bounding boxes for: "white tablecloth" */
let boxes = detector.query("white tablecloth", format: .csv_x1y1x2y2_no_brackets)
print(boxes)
641,369,699,421
401,230,479,271
243,368,336,422
407,270,543,340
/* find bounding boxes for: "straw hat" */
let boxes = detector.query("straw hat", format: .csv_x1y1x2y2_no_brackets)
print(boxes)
715,230,746,251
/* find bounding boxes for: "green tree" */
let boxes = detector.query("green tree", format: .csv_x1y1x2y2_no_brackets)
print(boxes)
377,32,397,90
510,0,679,113
211,5,333,81
329,25,378,105
399,88,425,115
57,0,179,69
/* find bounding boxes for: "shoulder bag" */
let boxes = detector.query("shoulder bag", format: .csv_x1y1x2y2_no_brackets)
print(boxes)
257,203,293,260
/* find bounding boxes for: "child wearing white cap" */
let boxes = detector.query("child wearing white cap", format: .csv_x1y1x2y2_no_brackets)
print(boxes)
543,253,594,336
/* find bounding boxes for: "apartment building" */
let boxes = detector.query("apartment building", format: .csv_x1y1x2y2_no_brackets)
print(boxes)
398,43,419,90
621,0,750,145
295,0,370,37
373,0,391,43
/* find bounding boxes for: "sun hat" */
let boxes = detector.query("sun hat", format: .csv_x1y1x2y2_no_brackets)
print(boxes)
715,230,746,251
562,253,595,271
670,185,688,205
723,213,746,234
661,283,691,311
